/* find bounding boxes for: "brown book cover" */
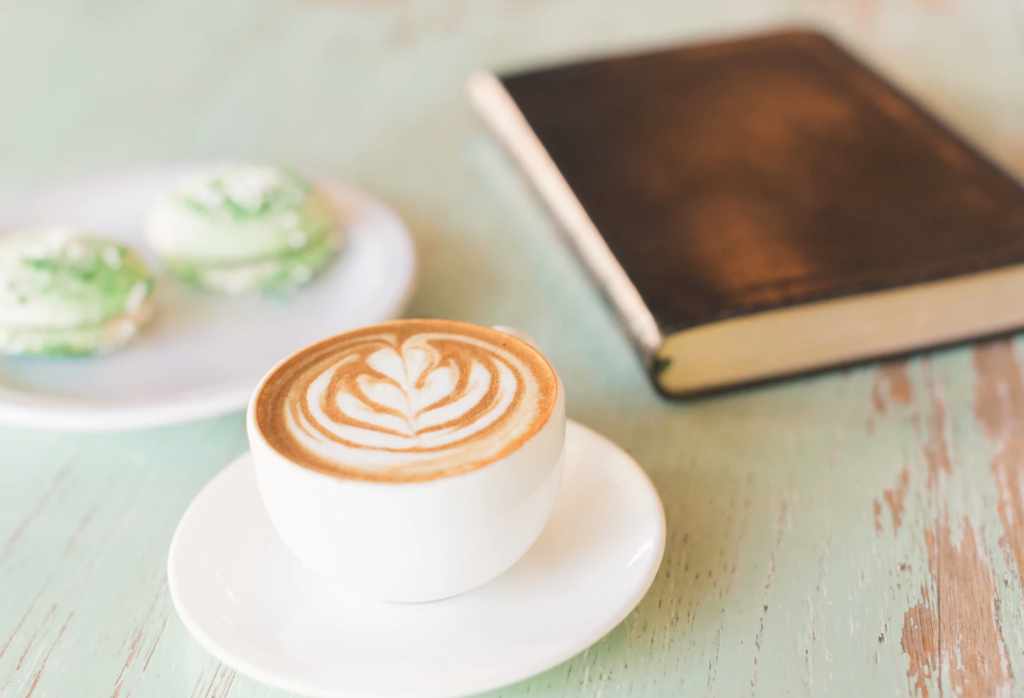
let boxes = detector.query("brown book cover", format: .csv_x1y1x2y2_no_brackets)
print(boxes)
469,30,1024,396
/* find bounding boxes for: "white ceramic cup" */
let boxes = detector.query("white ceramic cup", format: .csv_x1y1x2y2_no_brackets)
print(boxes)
246,323,566,603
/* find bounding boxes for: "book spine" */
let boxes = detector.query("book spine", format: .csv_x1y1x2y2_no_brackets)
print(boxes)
467,71,664,367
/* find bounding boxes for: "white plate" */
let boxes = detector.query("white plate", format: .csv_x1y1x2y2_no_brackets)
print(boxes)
0,165,416,430
167,420,666,698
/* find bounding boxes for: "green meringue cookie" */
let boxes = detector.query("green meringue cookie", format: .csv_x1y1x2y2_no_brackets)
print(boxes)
162,228,342,296
0,228,155,357
147,165,343,295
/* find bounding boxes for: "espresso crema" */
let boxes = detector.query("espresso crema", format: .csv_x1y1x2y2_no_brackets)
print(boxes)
254,320,559,483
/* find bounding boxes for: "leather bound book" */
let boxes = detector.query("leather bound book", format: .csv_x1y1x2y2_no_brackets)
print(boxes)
469,30,1024,397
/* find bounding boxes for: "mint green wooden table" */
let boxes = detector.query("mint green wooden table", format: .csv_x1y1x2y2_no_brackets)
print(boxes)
3,1,1024,696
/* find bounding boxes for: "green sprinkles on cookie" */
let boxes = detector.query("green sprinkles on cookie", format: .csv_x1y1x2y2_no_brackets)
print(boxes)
146,165,344,295
0,228,155,357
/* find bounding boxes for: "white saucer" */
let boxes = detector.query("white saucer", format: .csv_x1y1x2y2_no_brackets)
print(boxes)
0,165,416,430
168,420,666,698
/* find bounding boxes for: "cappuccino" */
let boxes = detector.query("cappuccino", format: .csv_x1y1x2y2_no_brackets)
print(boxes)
254,319,559,483
247,319,567,601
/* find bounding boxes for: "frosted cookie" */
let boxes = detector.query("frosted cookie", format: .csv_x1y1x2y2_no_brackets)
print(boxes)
0,228,155,357
146,165,343,295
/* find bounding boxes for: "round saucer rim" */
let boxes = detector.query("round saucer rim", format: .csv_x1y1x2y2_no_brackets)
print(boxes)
0,165,416,431
167,419,666,698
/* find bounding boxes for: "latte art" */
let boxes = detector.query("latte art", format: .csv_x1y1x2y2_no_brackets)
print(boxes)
255,320,559,482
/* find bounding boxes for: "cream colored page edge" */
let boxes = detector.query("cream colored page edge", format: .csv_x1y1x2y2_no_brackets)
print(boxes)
658,263,1024,394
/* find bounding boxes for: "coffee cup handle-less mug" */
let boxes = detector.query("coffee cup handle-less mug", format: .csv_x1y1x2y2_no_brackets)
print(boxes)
246,322,567,603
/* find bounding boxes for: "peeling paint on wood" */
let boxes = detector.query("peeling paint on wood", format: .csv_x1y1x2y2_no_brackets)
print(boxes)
872,361,914,414
903,513,1011,698
973,341,1024,586
879,468,909,536
892,345,1020,698
921,360,954,491
901,588,938,698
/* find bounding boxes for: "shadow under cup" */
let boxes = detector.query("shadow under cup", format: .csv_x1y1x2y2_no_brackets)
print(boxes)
246,327,567,603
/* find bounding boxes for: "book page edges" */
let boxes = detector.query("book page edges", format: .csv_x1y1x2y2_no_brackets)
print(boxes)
467,71,663,361
658,262,1024,395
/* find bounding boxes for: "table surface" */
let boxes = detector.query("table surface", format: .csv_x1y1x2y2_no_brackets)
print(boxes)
3,1,1024,696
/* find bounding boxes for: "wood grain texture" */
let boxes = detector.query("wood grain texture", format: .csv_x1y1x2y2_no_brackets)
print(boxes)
1,0,1023,696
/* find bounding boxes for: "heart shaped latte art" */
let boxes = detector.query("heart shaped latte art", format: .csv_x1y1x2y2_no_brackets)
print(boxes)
256,321,559,482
